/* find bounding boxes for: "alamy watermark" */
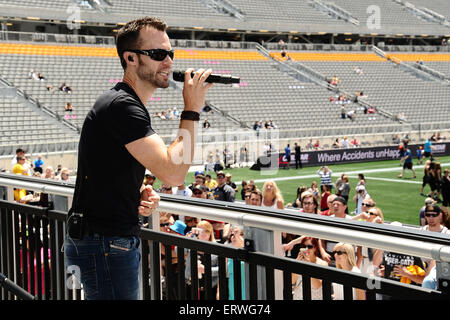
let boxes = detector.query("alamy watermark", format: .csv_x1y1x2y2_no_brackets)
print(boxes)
367,5,381,30
66,4,81,31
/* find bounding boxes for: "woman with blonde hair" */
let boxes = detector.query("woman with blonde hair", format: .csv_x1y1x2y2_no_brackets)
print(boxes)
332,243,366,300
185,220,219,299
261,180,284,209
355,207,384,275
196,220,216,242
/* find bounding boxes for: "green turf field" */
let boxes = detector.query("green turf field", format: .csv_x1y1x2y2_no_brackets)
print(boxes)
155,155,450,227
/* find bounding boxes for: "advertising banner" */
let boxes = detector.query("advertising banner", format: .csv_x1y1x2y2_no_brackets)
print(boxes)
253,142,449,170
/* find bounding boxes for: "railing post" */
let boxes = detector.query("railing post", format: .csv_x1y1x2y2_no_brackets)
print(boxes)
151,209,163,299
244,227,283,299
437,261,450,297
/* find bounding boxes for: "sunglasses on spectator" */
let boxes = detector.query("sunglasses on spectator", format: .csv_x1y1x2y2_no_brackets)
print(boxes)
193,191,203,195
362,203,374,207
304,245,314,249
369,212,378,216
127,49,174,61
332,250,346,256
160,222,171,227
425,212,440,218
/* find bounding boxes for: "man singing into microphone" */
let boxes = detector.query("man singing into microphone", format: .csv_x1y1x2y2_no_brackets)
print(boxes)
64,16,214,300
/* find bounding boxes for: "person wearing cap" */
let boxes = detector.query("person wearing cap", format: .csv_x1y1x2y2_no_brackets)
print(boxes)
144,170,156,186
188,173,207,193
420,204,450,290
192,185,207,199
421,204,450,234
419,197,436,226
194,170,204,177
225,173,238,193
212,171,235,203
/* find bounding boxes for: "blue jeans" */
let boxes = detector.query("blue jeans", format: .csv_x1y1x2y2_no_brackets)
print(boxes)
64,234,141,300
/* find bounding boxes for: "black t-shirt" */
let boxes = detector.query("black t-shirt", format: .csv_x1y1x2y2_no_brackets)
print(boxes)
212,184,235,202
71,82,155,236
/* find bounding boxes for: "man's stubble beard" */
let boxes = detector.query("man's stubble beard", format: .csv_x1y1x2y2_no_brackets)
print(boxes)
137,56,169,89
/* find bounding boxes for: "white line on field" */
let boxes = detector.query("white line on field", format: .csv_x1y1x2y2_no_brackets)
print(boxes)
241,162,450,185
347,175,422,185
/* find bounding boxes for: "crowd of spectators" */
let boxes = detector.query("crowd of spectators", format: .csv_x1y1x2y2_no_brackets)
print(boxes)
27,70,75,118
253,119,277,132
5,136,449,300
154,107,180,120
7,148,71,208
144,152,450,300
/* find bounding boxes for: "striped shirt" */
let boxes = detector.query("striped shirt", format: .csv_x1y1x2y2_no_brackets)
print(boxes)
317,169,333,186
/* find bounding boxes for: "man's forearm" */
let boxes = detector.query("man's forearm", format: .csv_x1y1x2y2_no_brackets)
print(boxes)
166,119,199,179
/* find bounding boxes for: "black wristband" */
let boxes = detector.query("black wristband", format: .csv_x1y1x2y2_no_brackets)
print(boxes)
180,111,200,121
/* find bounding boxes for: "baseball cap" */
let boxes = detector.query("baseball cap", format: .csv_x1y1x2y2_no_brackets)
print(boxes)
356,185,365,192
145,169,156,178
193,185,206,193
195,170,204,177
425,197,435,205
332,196,347,206
216,171,225,177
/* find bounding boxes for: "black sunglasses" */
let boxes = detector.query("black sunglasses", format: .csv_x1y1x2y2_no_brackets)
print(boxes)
304,245,314,249
362,203,374,207
425,212,440,217
332,250,346,256
127,49,174,61
369,212,378,216
160,222,171,227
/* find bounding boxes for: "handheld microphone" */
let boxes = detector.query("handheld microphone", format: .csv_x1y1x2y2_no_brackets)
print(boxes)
172,70,240,84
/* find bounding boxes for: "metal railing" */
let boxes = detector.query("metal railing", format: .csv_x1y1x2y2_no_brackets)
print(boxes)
0,173,449,300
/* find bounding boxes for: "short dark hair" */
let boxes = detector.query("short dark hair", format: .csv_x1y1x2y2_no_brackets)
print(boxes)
116,16,168,70
250,190,262,201
16,148,24,154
